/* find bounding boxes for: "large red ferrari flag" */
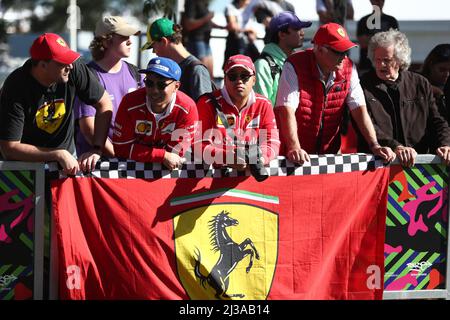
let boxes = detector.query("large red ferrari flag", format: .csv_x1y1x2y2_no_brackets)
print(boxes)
51,155,388,299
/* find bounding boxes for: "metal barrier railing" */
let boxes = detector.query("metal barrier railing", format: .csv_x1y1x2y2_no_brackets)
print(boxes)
1,155,449,300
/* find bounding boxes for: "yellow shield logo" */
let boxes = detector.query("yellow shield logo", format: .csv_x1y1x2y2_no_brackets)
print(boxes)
337,27,346,38
174,203,278,300
56,38,67,47
35,99,66,134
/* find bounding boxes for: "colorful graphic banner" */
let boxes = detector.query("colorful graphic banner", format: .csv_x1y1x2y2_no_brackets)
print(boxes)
0,170,36,300
52,157,389,300
384,164,448,291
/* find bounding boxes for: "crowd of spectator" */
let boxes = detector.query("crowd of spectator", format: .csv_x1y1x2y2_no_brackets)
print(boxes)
1,0,450,174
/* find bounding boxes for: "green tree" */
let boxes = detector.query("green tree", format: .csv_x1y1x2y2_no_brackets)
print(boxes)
31,0,145,32
0,0,147,35
0,0,38,42
143,0,179,22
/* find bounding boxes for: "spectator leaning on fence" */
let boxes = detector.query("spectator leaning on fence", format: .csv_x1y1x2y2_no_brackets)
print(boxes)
274,23,395,165
254,11,311,106
112,57,198,170
0,33,112,175
141,17,213,102
195,54,280,170
73,16,143,158
360,30,450,167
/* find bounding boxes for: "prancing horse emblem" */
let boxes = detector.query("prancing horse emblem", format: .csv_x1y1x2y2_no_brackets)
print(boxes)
194,211,260,299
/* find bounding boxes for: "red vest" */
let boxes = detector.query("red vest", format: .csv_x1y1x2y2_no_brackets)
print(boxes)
287,49,353,153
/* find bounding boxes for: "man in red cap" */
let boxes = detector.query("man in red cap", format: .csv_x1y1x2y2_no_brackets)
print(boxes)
195,54,280,174
0,33,113,174
274,23,395,164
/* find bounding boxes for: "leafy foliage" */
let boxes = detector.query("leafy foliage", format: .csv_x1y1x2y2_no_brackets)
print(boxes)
0,0,146,35
143,0,179,22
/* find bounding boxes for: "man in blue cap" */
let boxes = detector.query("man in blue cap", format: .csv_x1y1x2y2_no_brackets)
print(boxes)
254,12,311,106
112,57,198,170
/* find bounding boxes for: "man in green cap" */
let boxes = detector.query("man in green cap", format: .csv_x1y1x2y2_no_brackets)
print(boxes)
142,17,214,101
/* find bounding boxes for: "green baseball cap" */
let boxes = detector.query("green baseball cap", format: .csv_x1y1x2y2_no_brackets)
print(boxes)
141,18,175,51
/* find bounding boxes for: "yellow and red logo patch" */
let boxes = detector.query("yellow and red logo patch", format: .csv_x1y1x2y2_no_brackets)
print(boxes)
35,99,66,134
135,120,152,136
56,38,67,47
337,27,346,38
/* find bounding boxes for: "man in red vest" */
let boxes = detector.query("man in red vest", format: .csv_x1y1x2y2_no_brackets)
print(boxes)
274,23,395,164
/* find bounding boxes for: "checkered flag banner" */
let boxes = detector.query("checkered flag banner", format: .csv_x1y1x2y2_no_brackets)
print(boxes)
46,154,386,179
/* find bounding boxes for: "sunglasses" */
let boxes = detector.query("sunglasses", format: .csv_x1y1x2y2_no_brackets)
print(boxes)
226,73,254,83
144,78,175,90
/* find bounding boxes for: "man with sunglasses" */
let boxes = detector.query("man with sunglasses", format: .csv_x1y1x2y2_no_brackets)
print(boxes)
275,22,395,164
195,54,280,170
112,57,198,170
0,33,113,175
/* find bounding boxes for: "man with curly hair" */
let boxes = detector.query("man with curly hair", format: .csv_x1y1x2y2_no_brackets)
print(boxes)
361,30,450,167
74,16,143,157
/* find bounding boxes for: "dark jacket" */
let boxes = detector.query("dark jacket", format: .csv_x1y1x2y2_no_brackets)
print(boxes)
444,77,450,122
360,69,450,153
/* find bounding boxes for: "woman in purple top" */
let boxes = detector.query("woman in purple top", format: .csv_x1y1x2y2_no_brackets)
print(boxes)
74,16,143,157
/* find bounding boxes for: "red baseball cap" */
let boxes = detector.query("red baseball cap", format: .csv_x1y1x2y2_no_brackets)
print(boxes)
223,54,256,74
30,33,81,65
312,23,357,52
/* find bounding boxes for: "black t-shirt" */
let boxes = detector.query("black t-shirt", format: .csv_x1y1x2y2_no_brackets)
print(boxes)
0,59,105,155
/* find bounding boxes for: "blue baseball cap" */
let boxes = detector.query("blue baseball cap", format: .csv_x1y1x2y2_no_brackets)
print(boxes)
269,12,312,34
138,57,181,81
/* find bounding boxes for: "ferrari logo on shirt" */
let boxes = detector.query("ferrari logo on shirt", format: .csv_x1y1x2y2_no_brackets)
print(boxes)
35,99,66,134
135,120,153,136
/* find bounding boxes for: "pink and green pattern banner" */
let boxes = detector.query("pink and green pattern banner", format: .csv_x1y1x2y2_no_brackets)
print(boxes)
385,164,448,291
0,170,36,300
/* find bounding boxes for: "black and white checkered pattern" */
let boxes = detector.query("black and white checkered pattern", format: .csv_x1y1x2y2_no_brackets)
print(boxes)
47,154,386,179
